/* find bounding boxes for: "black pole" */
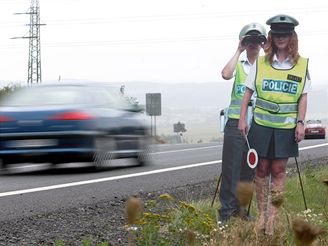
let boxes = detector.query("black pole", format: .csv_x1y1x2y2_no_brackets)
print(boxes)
211,173,222,207
294,157,308,210
246,178,255,216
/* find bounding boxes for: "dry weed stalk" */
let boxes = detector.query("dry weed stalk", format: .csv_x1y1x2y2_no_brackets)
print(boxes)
185,229,196,245
125,197,142,225
125,197,143,246
292,218,326,246
323,179,328,186
271,188,284,208
236,182,254,207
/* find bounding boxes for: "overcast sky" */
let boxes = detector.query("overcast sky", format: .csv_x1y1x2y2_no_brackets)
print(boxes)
1,0,328,85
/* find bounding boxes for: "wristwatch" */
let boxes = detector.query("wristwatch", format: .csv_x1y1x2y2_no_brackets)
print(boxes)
297,120,304,126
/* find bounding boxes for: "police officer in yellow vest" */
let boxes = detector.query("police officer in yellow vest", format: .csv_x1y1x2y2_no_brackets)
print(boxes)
239,14,311,235
219,23,266,222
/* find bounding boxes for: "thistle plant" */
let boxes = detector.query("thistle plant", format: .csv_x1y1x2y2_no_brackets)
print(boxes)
125,197,142,226
236,182,254,208
125,197,143,246
292,217,326,246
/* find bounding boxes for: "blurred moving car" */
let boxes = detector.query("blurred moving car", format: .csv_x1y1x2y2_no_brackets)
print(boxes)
304,120,326,139
0,83,150,170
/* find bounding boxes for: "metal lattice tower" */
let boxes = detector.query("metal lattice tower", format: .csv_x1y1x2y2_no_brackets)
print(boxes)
13,0,45,85
27,0,43,84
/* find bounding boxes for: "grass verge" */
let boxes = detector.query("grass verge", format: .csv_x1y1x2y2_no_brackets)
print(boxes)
53,164,328,245
131,164,328,245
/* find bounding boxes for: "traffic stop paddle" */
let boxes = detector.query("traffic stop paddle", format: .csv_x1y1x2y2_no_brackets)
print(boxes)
244,134,258,169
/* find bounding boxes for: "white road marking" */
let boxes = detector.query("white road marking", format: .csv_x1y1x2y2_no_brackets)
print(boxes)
299,143,328,150
0,160,222,198
151,145,222,155
0,142,326,198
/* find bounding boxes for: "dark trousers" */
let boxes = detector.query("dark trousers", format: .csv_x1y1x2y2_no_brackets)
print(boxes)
219,118,255,221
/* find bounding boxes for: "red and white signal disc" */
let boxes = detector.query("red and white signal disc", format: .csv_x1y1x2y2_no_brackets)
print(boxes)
247,148,258,169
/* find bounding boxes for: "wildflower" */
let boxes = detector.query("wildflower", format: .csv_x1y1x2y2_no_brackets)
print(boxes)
292,218,326,246
159,193,175,201
236,182,254,207
142,212,161,220
179,201,196,212
125,197,143,225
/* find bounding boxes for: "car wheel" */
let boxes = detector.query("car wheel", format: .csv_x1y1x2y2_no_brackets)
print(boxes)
0,159,7,172
136,146,151,166
93,137,115,170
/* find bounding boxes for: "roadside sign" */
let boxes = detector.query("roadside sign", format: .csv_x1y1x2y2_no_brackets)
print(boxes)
173,122,186,133
146,93,161,116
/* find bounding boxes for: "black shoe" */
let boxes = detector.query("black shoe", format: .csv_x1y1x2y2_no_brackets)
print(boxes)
242,213,255,221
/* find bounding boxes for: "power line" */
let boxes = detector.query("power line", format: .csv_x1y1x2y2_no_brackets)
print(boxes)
3,30,328,50
31,7,328,25
1,6,328,26
12,0,45,84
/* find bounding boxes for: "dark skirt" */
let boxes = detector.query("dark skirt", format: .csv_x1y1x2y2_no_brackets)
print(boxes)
247,120,299,159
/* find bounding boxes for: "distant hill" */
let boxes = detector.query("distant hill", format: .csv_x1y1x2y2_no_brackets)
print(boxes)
121,81,328,140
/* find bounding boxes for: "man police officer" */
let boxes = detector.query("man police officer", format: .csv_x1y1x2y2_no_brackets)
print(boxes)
219,22,267,222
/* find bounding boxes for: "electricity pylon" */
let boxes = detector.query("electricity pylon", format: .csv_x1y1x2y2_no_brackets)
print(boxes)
13,0,45,85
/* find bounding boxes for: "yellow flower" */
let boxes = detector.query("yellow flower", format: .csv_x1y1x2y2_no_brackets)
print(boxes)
159,193,175,201
179,201,196,212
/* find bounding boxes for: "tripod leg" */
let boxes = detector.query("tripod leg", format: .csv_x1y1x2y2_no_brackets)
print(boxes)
295,157,308,210
211,173,222,207
246,177,255,216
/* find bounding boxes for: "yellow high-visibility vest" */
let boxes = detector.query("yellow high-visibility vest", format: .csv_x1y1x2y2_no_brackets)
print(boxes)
227,61,247,119
254,56,308,129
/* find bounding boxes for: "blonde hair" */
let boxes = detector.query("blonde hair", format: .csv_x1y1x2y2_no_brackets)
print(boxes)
263,31,300,64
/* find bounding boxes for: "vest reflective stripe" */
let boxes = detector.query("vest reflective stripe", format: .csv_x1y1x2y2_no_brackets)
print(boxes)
254,112,296,125
255,98,298,113
228,62,247,119
229,99,242,107
228,107,241,116
254,56,308,129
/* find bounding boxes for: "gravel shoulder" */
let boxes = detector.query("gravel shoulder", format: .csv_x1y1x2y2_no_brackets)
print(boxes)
0,157,327,245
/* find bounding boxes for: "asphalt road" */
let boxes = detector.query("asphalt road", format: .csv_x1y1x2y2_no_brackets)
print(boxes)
0,139,327,222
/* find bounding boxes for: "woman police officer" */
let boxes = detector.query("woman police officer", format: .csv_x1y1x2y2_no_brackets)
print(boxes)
238,14,311,235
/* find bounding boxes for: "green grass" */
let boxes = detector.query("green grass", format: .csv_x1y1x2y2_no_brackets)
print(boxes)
50,164,328,245
285,165,328,213
132,165,328,245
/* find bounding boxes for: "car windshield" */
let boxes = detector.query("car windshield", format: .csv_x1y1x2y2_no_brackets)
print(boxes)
306,120,323,128
0,86,85,107
0,85,137,111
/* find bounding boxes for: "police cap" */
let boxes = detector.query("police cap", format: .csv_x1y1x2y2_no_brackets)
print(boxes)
266,14,299,34
239,22,267,40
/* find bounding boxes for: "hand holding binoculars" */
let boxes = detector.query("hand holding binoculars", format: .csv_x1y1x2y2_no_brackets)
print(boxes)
242,34,267,45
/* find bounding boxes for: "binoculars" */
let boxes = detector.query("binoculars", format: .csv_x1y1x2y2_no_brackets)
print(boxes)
242,34,267,45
